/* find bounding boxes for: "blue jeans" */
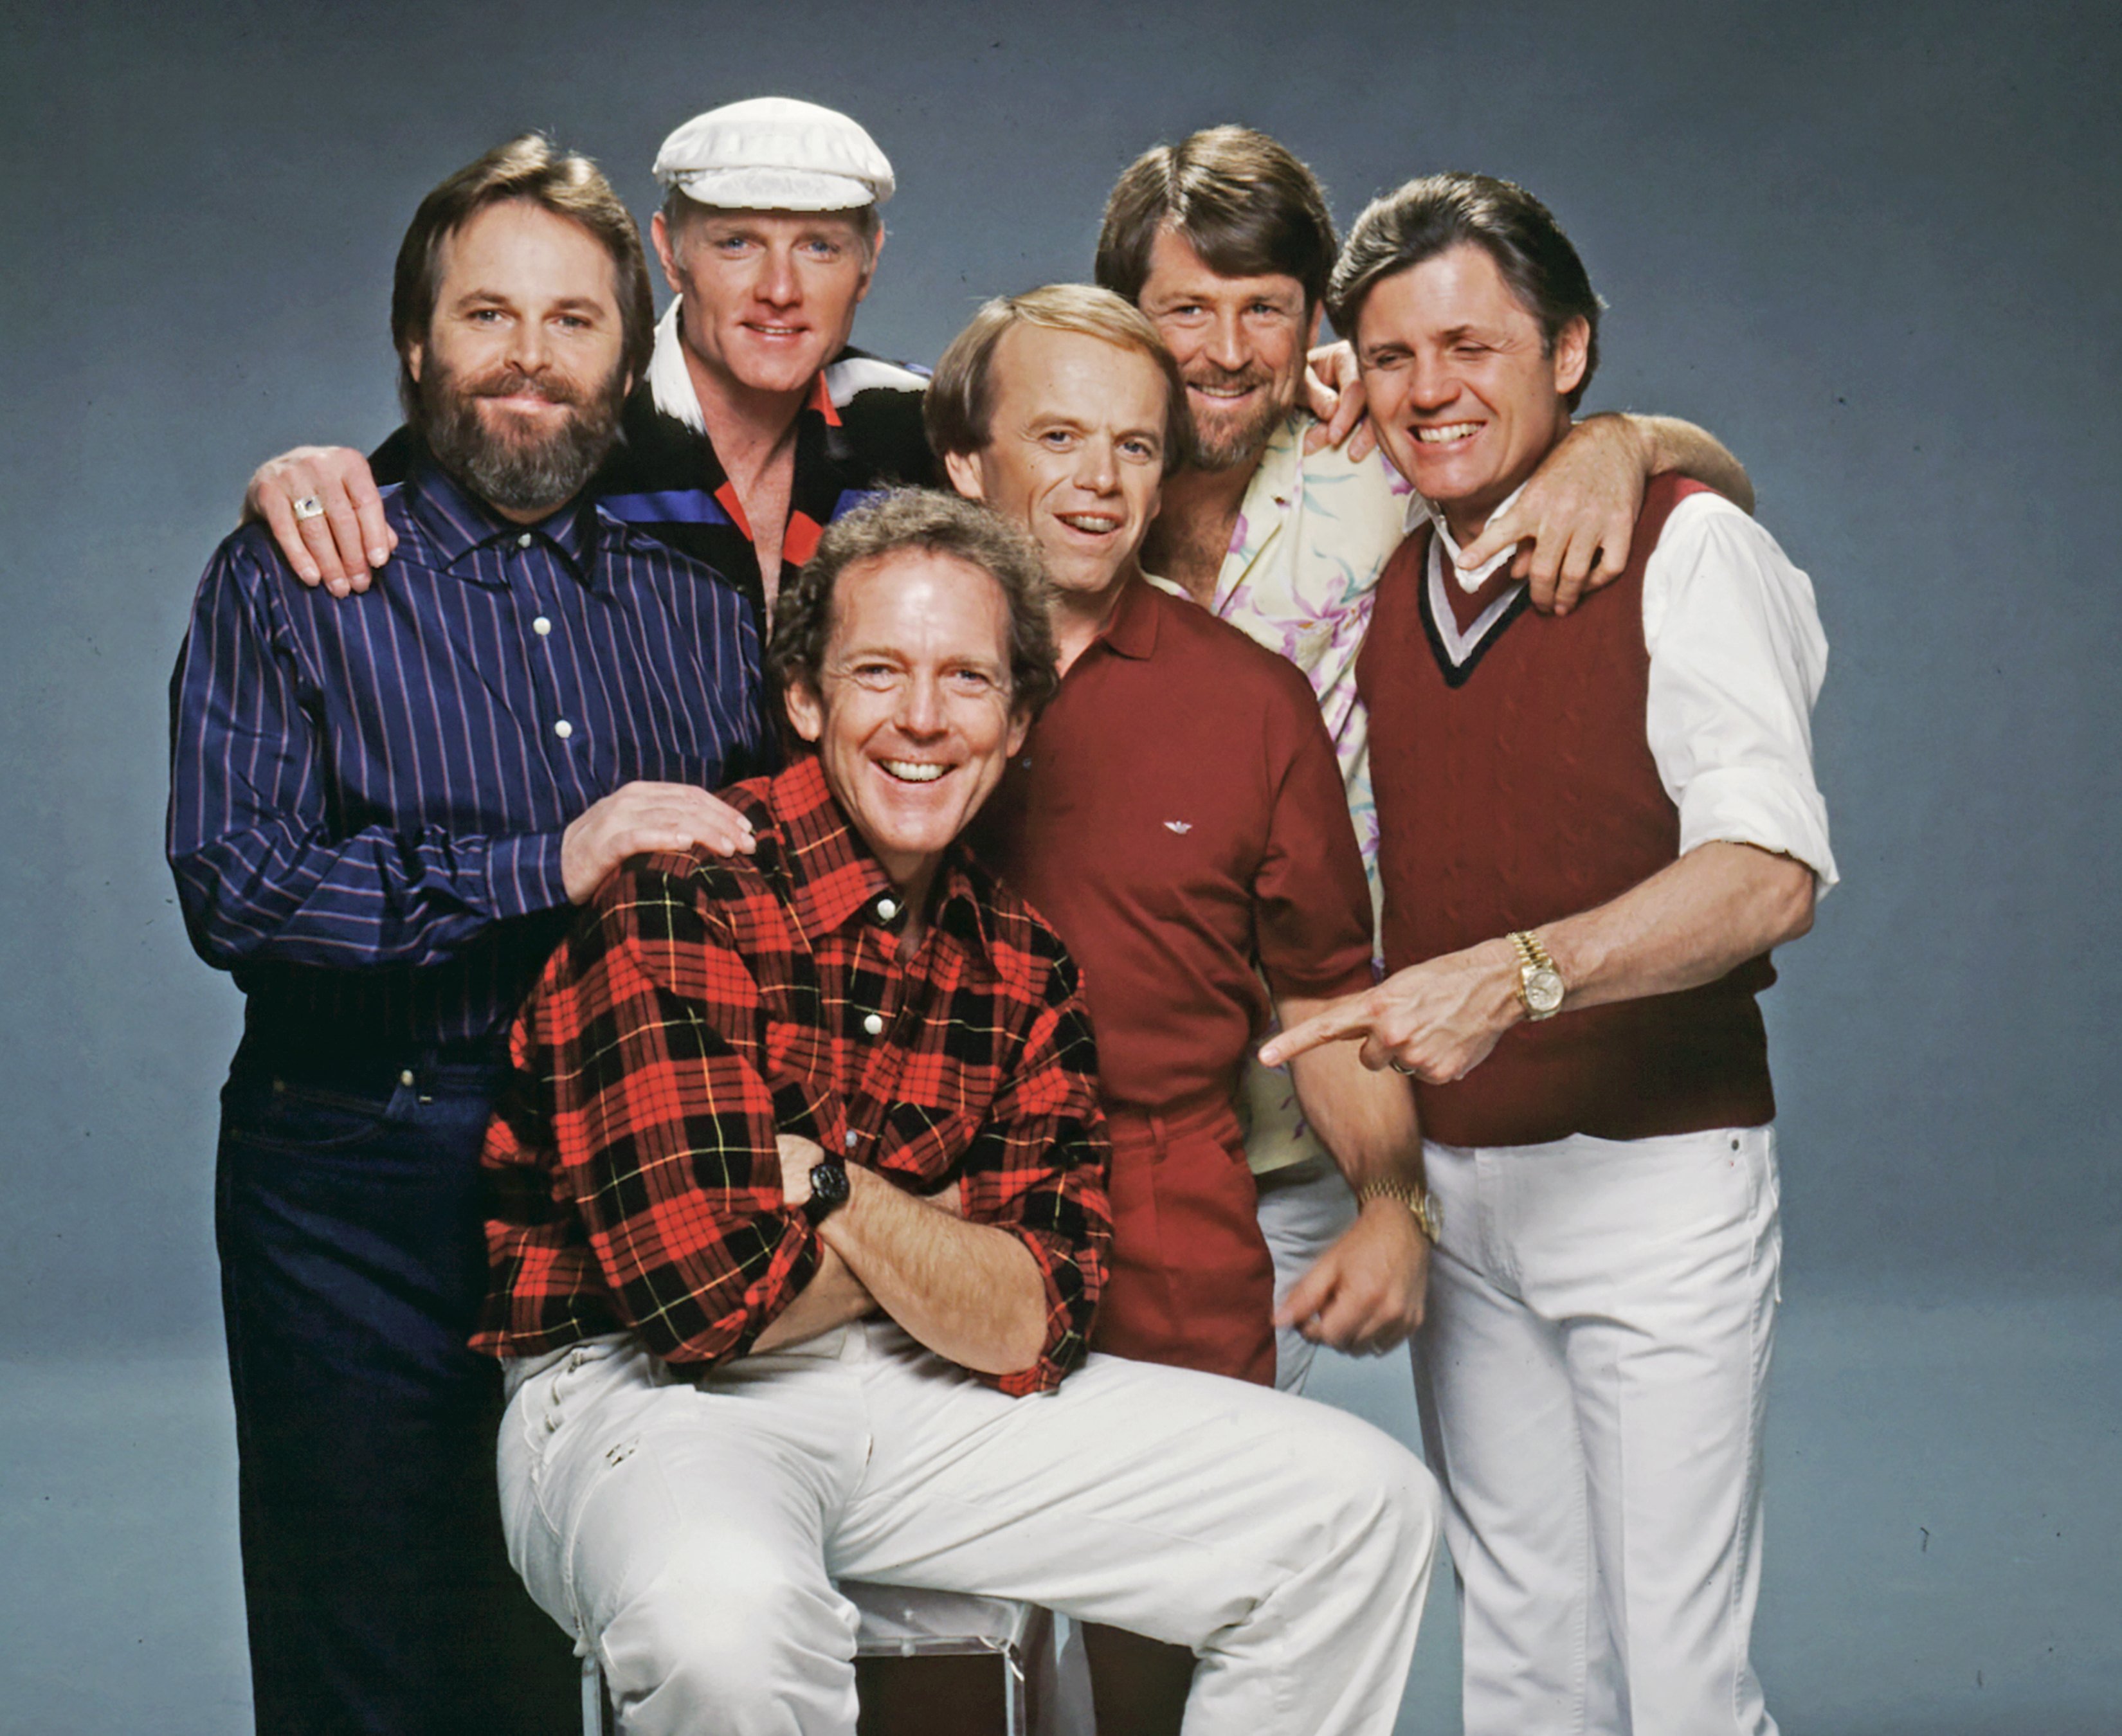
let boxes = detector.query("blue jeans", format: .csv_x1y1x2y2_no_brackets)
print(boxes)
215,1038,576,1735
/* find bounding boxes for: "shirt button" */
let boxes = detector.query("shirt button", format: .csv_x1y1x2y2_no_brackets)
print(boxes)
554,719,573,740
532,616,552,637
844,1130,860,1151
876,897,899,921
398,1068,415,1088
518,532,534,548
862,1013,885,1037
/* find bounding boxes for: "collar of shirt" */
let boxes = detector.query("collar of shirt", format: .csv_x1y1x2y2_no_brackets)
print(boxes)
762,754,999,961
1405,478,1530,595
1081,572,1161,662
401,457,598,586
646,300,840,437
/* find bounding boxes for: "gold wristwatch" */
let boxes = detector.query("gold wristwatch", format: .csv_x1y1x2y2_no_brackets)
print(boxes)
1509,929,1566,1021
1358,1179,1441,1245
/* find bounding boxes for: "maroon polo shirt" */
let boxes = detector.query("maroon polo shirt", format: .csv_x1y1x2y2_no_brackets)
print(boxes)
971,577,1374,1114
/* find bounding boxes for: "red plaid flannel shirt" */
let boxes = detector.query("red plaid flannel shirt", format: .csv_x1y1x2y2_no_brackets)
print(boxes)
473,755,1111,1395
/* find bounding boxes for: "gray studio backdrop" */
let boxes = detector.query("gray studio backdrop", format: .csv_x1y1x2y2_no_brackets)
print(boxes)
4,2,2116,1371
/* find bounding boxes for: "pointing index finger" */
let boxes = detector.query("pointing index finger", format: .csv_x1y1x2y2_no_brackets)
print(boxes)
1258,999,1374,1067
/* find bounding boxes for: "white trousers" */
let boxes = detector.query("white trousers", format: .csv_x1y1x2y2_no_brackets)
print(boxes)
1255,1153,1359,1393
501,1321,1439,1736
1413,1126,1782,1736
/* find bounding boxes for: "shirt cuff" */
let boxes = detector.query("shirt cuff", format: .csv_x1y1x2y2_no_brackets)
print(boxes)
990,1222,1095,1397
1676,764,1840,897
484,830,572,920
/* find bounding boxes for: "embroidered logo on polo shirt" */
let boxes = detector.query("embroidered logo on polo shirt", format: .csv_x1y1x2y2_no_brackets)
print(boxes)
1163,820,1193,835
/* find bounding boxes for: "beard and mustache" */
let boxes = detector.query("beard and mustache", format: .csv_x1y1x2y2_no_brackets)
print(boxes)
412,355,626,518
1179,361,1297,472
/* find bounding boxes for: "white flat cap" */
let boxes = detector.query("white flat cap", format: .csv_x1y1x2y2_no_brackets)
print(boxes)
653,96,894,212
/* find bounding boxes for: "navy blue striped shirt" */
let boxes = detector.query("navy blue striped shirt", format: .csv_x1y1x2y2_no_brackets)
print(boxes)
168,459,766,1050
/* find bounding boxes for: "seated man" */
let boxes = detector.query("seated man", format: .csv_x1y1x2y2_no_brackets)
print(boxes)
473,489,1442,1736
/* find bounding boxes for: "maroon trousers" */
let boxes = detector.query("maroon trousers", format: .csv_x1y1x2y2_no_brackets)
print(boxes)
1092,1096,1277,1387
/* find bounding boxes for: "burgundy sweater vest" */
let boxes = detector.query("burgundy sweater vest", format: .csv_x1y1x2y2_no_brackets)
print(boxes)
1356,474,1777,1147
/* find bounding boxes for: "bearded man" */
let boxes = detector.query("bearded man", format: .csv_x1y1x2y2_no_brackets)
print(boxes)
166,134,765,1736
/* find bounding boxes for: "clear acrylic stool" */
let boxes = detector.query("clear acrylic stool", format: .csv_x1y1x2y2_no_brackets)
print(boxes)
579,1581,1094,1736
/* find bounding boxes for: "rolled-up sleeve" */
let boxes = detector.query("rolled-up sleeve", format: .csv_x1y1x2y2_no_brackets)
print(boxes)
957,946,1112,1395
477,861,819,1365
1643,494,1838,895
477,853,1113,1392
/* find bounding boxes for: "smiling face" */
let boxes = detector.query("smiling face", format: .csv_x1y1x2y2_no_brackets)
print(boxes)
406,199,631,520
651,205,877,400
1134,226,1314,471
1354,242,1588,542
784,548,1029,899
941,323,1167,606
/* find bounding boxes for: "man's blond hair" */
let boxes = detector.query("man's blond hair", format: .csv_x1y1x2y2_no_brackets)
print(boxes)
923,284,1191,475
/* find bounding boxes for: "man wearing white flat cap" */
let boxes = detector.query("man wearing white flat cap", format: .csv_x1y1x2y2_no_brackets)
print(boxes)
246,97,936,646
618,96,934,632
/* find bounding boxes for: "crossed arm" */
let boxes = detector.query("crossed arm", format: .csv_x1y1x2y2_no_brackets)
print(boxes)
482,860,1109,1393
756,1147,1048,1375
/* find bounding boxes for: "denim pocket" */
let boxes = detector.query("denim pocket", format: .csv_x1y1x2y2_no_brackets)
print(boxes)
221,1072,399,1155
